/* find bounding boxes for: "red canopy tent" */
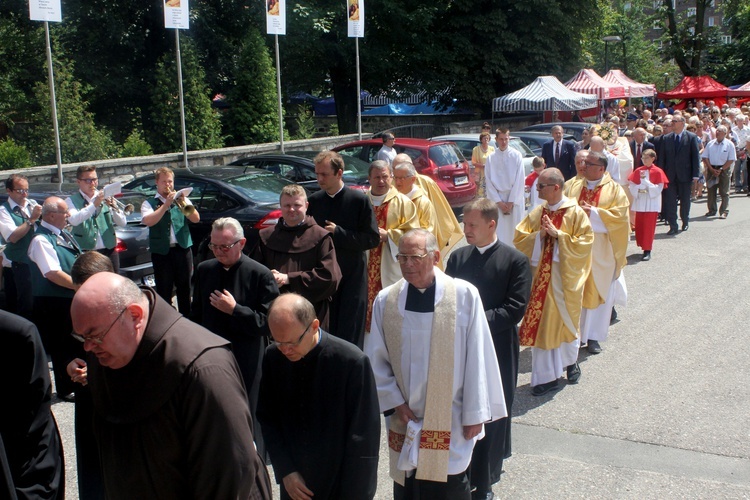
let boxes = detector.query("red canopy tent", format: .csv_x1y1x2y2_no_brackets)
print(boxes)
657,75,750,103
565,69,626,99
603,70,655,98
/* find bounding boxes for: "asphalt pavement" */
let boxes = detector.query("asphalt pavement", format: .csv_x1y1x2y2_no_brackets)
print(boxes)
51,191,750,499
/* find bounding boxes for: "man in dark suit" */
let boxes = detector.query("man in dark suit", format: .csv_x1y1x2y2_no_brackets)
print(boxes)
657,115,701,234
445,198,532,500
541,125,577,180
630,128,655,170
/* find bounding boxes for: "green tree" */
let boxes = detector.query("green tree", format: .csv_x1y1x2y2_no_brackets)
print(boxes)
0,138,32,170
223,28,280,146
121,129,153,158
705,0,750,84
149,36,223,154
654,0,715,76
24,57,119,165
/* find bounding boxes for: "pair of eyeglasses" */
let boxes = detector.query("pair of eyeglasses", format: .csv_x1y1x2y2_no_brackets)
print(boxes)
78,178,98,184
272,321,313,348
396,252,430,264
12,189,29,194
584,162,604,168
71,306,128,344
536,183,555,191
207,240,241,252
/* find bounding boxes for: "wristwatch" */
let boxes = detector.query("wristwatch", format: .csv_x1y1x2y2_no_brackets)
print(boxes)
26,220,34,227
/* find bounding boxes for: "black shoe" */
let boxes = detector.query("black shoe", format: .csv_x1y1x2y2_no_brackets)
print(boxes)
531,380,560,396
667,228,678,235
642,251,651,261
705,211,716,217
681,223,689,231
587,340,602,354
471,491,495,500
610,307,618,324
566,363,581,384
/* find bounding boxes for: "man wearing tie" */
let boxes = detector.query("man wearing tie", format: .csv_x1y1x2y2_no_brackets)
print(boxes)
657,115,701,235
28,196,81,399
65,165,127,273
0,174,42,319
541,125,577,180
630,128,655,170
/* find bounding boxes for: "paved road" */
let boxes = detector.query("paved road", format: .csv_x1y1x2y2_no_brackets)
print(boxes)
52,192,750,499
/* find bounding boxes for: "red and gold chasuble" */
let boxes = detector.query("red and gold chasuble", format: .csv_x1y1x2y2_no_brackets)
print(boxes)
366,202,389,331
519,207,567,347
578,184,603,207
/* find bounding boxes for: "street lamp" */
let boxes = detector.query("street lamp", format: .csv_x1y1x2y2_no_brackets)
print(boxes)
602,35,622,73
663,72,669,90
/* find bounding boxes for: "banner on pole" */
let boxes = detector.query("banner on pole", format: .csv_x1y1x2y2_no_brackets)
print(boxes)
347,0,364,38
164,0,189,29
266,0,286,35
29,0,62,22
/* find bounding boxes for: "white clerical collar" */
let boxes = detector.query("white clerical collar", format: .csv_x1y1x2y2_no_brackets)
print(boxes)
407,186,418,198
40,220,62,235
547,196,567,211
475,238,498,254
586,178,603,190
327,184,345,198
369,192,387,206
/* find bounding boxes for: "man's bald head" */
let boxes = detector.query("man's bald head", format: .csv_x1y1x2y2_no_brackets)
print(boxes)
589,136,605,152
537,168,564,205
267,293,320,362
392,153,412,169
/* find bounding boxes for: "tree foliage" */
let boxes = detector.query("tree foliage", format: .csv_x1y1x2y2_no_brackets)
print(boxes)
149,36,223,154
25,57,118,165
0,138,32,170
223,27,280,146
705,0,750,84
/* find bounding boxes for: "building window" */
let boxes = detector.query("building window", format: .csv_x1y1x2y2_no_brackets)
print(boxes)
708,0,715,7
658,40,664,49
624,2,632,10
653,0,659,8
708,16,715,26
687,7,696,16
653,20,662,29
721,35,732,44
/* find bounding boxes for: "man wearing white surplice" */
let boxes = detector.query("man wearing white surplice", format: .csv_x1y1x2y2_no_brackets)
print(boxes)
485,128,525,246
366,229,506,500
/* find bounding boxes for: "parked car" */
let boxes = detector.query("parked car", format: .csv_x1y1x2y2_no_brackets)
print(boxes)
0,183,154,286
228,151,370,192
511,131,576,157
520,122,593,141
429,133,536,176
333,138,477,209
124,167,294,260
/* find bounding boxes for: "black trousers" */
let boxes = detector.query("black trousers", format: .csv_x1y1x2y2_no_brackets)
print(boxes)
33,296,77,398
662,180,692,229
95,247,120,274
394,470,471,500
7,262,33,319
152,245,192,316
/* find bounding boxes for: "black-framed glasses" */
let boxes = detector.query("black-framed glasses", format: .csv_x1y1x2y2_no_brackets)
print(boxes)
77,177,98,184
583,161,605,168
207,240,241,252
272,321,313,348
396,252,430,265
536,183,555,190
71,306,127,344
11,189,29,194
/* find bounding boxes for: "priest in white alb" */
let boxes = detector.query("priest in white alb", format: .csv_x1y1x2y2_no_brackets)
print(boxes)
366,229,506,500
485,128,525,246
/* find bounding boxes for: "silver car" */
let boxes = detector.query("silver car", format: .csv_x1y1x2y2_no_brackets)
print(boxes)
430,133,536,176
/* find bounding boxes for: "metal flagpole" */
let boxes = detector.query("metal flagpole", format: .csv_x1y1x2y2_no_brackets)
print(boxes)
44,22,63,191
355,37,362,140
175,30,191,171
275,34,284,154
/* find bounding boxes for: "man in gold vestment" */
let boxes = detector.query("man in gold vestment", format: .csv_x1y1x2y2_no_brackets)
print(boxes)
565,151,630,355
514,168,594,396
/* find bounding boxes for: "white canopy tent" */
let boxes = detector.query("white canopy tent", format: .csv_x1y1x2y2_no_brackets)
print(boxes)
492,76,598,112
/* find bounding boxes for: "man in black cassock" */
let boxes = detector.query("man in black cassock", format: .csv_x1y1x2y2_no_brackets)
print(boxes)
191,217,279,453
258,293,381,500
445,198,532,500
1,310,64,499
307,150,380,349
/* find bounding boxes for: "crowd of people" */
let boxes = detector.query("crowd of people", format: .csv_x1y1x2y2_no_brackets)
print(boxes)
1,97,748,499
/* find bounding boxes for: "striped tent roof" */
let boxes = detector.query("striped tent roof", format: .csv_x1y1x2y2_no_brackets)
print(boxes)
737,80,750,91
565,69,626,100
603,69,656,98
492,76,597,112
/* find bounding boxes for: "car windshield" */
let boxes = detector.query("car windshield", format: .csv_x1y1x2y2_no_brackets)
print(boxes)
428,144,465,166
290,151,369,177
509,138,535,158
224,173,290,204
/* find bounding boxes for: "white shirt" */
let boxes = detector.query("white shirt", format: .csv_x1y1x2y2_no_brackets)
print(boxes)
701,139,737,166
0,198,35,241
27,221,65,277
66,189,127,249
377,145,396,165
